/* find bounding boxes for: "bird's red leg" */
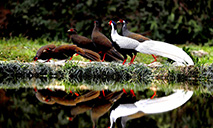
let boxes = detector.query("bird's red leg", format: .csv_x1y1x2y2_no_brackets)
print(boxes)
34,87,37,92
151,54,157,63
102,90,105,97
75,92,79,96
69,56,73,60
129,55,136,64
122,58,127,65
47,88,52,91
122,88,127,94
150,90,157,99
102,53,106,62
70,90,79,96
130,89,136,97
46,58,52,62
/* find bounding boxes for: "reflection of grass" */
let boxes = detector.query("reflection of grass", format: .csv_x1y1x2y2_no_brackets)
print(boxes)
0,77,212,96
1,37,213,64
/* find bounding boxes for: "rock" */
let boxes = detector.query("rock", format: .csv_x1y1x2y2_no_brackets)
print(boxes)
191,50,208,57
148,62,163,67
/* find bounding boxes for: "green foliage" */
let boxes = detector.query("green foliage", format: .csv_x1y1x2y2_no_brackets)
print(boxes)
0,62,60,78
182,46,199,64
1,0,213,43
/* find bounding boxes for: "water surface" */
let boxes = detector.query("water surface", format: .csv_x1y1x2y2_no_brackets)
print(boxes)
0,78,212,128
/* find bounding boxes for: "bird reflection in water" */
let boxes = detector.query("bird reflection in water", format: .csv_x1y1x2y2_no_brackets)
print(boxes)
109,89,193,128
34,88,124,128
34,88,192,128
35,88,100,106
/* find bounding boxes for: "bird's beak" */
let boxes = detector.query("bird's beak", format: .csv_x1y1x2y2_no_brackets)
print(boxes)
117,21,121,23
67,29,70,32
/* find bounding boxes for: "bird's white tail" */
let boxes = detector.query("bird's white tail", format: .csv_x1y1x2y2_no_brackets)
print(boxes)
135,40,194,65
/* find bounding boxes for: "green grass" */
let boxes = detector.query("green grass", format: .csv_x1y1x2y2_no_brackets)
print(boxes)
182,42,213,65
0,36,84,62
0,37,213,65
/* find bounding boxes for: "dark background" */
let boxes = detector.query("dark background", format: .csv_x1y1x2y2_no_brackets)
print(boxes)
0,0,212,44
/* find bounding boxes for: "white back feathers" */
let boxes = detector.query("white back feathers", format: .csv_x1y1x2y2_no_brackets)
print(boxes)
109,20,194,66
135,40,194,65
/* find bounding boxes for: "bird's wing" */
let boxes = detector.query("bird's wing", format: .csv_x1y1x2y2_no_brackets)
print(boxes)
127,32,150,42
77,48,101,61
134,89,193,114
135,40,194,65
113,35,140,50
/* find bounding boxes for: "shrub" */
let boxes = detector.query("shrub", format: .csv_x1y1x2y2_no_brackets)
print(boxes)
1,0,212,44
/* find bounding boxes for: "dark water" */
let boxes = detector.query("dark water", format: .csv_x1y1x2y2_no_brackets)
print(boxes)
0,79,212,128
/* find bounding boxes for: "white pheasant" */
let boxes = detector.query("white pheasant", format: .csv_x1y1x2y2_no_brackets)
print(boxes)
109,89,193,128
109,20,194,66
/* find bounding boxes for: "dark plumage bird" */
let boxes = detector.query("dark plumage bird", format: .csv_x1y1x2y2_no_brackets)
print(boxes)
35,89,55,105
90,90,124,128
54,90,100,106
91,21,124,62
69,101,94,121
117,19,157,63
68,28,97,52
33,44,56,62
53,44,101,61
35,89,100,106
118,19,150,42
34,44,101,62
68,27,124,62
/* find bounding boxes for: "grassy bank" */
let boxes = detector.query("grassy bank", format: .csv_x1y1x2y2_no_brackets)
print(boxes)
0,37,213,65
0,61,212,94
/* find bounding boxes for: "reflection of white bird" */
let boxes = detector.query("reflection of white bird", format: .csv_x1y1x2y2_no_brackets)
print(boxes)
109,20,194,66
109,89,193,128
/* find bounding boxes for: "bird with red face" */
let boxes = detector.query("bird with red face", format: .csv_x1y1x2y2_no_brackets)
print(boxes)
33,44,56,62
